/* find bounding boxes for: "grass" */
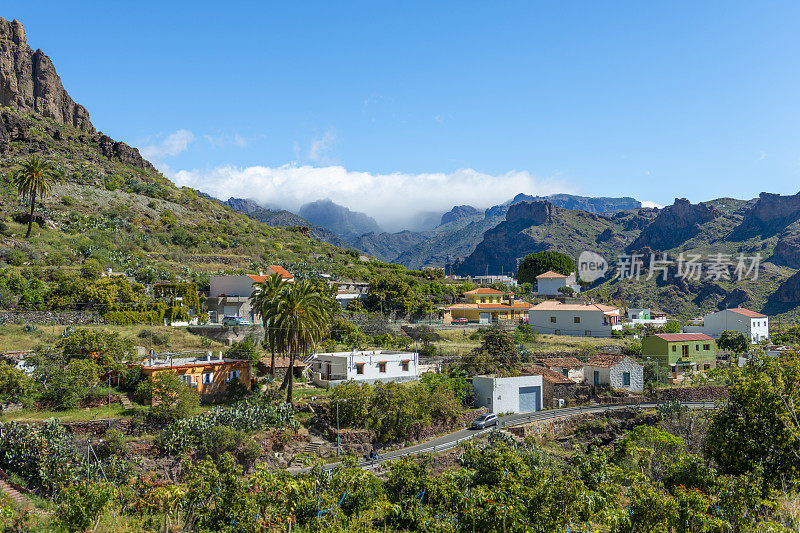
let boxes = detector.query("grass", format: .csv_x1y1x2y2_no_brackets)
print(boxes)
0,402,134,423
0,323,226,353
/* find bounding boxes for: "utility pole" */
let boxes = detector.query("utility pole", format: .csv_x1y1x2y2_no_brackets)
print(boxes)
107,374,111,428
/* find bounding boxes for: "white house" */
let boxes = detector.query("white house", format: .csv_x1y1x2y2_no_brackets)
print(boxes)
529,301,622,337
684,307,769,342
535,271,581,296
472,374,544,414
310,350,419,387
583,354,644,393
207,266,293,323
472,275,518,288
625,308,668,326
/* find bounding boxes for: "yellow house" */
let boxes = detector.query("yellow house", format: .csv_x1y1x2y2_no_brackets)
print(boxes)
140,352,251,400
443,288,532,324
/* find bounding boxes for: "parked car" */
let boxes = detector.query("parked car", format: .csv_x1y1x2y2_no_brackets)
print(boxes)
452,317,469,324
470,413,498,429
222,316,251,326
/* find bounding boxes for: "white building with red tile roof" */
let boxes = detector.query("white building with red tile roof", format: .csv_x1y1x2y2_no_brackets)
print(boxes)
535,270,581,296
583,354,643,392
684,307,769,342
529,300,622,337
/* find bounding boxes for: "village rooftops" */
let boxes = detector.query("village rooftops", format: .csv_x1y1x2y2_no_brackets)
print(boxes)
314,349,417,358
536,356,584,369
585,354,626,367
536,270,568,279
530,301,619,313
728,308,767,318
522,365,574,384
463,287,506,295
654,333,714,342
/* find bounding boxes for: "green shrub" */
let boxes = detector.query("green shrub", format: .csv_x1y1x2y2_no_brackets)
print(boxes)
60,195,75,206
97,429,128,459
54,481,114,532
5,249,25,266
103,174,124,191
104,310,162,325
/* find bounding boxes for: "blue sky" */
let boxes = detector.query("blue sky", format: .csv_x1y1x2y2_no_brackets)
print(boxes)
6,1,800,229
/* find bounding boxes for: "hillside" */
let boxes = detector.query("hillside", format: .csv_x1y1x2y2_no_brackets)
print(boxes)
0,18,387,288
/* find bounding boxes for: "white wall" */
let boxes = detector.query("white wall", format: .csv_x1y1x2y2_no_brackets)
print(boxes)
530,309,614,337
688,310,769,342
472,375,543,414
585,358,644,393
537,277,567,296
311,351,419,386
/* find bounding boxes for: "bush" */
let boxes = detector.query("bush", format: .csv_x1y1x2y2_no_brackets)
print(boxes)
54,481,114,533
5,249,25,266
104,310,162,325
97,429,128,459
60,195,75,206
103,174,124,191
136,372,200,422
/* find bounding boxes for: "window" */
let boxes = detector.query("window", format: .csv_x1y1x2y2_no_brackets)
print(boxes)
202,372,214,384
593,370,599,386
180,374,193,386
681,345,689,356
585,330,591,336
480,297,486,303
356,363,364,375
550,316,557,323
672,345,676,352
401,360,410,371
226,369,241,383
378,362,387,373
562,368,569,377
703,344,710,350
695,344,699,351
623,372,631,386
574,316,581,323
704,363,711,370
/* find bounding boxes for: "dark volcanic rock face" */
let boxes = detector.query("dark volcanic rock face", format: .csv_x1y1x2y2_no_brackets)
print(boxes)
440,205,479,226
772,234,800,268
225,198,263,214
0,18,94,132
738,192,800,235
627,198,719,252
505,200,557,225
775,270,800,303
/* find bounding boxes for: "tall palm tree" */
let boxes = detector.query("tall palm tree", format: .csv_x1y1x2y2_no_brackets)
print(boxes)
13,155,58,238
250,272,285,376
266,280,332,404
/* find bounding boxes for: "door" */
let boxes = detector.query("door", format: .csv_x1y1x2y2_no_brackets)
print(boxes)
593,370,600,386
518,386,541,412
479,312,490,324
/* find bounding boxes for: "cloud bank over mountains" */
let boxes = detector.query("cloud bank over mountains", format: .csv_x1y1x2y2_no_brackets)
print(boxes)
171,164,572,231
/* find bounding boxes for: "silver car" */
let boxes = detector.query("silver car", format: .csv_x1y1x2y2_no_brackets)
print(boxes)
470,413,498,429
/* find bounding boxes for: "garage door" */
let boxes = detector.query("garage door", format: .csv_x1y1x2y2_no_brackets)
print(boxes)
518,386,540,413
479,312,490,324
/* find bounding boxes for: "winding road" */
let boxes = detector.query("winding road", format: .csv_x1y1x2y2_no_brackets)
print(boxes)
326,401,718,470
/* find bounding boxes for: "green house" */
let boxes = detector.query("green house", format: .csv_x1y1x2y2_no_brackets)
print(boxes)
641,333,717,379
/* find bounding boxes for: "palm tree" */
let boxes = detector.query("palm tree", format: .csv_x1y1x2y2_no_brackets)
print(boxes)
250,272,285,376
13,155,58,238
266,280,332,403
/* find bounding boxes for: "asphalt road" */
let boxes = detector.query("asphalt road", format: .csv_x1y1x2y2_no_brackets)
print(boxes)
327,401,718,470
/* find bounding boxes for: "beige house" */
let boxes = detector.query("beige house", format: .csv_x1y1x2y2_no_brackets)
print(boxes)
444,288,532,324
529,300,622,337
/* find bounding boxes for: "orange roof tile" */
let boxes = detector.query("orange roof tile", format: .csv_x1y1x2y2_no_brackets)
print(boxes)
531,301,619,313
522,365,575,384
728,308,767,318
536,270,568,279
464,288,506,295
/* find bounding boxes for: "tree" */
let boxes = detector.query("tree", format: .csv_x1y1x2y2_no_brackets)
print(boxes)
136,372,200,421
0,363,35,403
717,330,749,353
250,273,285,376
516,251,575,284
557,286,575,296
464,325,521,375
56,328,135,371
703,355,800,490
261,279,333,403
13,155,59,238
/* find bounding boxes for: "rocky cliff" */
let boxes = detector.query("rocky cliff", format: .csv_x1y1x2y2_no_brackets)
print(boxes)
440,204,479,226
736,191,800,235
627,198,719,252
0,18,94,132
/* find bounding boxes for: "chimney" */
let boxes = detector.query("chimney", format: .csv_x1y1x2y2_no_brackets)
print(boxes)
218,351,224,361
206,351,212,362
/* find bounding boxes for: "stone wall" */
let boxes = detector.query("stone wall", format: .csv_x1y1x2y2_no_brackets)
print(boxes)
0,310,102,325
656,386,728,402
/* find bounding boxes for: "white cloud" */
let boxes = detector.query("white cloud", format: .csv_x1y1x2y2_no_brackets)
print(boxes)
640,200,663,209
171,164,572,232
203,132,249,149
307,130,337,162
139,130,195,160
758,151,767,161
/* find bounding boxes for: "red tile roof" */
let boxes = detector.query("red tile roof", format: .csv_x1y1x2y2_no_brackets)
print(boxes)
537,356,584,369
728,308,767,318
585,354,625,368
655,333,714,342
536,270,568,279
258,357,306,369
267,265,293,279
464,288,506,295
522,365,575,384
